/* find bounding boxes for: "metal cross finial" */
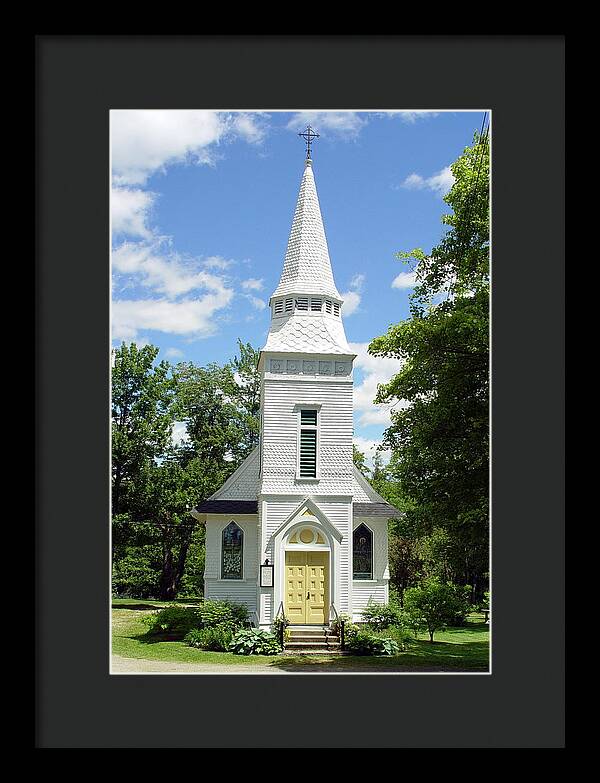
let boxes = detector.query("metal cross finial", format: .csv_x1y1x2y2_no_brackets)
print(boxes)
298,124,320,159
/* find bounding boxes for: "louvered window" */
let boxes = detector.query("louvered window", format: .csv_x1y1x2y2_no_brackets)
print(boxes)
274,299,284,316
284,298,293,313
296,297,309,311
310,298,322,311
325,300,332,314
333,302,340,316
299,408,318,478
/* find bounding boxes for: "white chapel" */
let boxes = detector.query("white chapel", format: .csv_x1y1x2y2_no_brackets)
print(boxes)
193,135,399,627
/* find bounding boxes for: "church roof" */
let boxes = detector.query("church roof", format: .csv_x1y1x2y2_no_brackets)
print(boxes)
271,161,342,301
262,313,352,355
191,448,401,519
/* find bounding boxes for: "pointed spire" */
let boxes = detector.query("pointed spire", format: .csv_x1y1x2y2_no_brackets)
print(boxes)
271,161,342,301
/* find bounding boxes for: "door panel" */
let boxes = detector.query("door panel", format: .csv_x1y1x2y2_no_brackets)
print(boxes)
285,551,306,623
285,550,329,624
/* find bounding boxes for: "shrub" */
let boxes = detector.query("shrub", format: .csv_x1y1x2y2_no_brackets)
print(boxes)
142,605,202,637
378,638,401,656
361,603,404,630
345,630,400,656
404,579,471,642
377,625,412,651
345,629,379,655
229,628,281,655
185,624,234,652
199,599,248,630
330,613,353,636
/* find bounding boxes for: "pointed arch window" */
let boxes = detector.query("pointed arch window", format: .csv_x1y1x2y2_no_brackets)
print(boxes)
353,524,373,580
221,521,243,579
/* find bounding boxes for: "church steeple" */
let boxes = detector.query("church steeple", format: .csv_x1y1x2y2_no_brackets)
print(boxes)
262,154,351,355
271,158,342,302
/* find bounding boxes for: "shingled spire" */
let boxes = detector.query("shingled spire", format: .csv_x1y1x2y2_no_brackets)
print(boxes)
263,156,352,355
271,159,342,301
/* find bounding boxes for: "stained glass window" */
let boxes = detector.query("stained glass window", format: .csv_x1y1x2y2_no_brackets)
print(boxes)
353,524,373,580
221,521,243,579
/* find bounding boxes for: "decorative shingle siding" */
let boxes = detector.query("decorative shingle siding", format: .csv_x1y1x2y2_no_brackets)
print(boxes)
206,448,260,501
263,316,351,355
271,161,341,301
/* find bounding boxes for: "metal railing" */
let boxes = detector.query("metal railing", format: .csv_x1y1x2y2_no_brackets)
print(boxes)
274,601,287,649
330,603,345,651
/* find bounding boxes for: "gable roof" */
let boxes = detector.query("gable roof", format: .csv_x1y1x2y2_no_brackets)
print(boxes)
191,454,401,520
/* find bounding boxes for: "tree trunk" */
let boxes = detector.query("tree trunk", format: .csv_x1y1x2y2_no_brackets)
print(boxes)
160,543,177,601
429,629,434,643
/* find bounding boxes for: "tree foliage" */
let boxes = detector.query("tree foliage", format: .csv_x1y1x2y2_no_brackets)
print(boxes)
111,340,261,600
369,130,489,598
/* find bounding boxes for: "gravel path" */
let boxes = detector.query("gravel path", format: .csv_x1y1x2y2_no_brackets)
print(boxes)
111,654,482,675
111,655,280,674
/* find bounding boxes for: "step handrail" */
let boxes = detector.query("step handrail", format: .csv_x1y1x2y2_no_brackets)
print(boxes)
330,603,345,651
274,601,287,649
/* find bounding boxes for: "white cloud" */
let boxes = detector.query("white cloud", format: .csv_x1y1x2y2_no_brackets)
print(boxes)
342,291,361,317
232,112,269,144
383,110,440,123
246,295,267,311
350,341,408,428
401,165,455,196
111,187,157,238
203,256,233,271
171,421,189,445
341,273,365,316
165,347,184,359
353,436,391,468
241,278,264,291
112,292,233,342
112,241,233,299
287,111,366,140
111,110,267,185
391,270,418,289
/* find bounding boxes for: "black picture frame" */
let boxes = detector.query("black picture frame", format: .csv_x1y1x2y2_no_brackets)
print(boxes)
36,34,565,748
260,563,274,588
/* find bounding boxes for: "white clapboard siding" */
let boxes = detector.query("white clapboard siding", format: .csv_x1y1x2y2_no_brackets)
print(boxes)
204,515,258,615
260,377,354,497
351,517,389,618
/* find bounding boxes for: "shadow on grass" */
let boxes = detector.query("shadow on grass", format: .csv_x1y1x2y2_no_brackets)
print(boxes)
267,638,490,672
112,600,202,611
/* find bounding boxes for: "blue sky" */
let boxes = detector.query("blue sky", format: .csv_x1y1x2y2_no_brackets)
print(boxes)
111,110,484,462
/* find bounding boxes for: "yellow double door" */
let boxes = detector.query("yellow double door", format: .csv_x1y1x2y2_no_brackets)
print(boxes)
285,550,329,625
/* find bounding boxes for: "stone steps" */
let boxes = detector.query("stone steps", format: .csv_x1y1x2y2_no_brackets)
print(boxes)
284,628,345,654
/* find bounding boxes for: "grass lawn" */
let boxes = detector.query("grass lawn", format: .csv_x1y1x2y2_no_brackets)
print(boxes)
112,599,489,672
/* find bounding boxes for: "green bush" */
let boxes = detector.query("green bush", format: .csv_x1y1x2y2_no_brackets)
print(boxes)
404,579,471,642
377,625,412,651
142,605,202,637
345,629,400,656
330,613,353,636
229,628,281,655
185,624,234,652
378,638,401,656
199,599,248,630
361,603,404,630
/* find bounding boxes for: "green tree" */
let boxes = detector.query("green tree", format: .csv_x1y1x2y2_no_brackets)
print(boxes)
352,444,370,477
370,130,489,599
230,339,261,457
111,343,175,518
404,579,471,642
